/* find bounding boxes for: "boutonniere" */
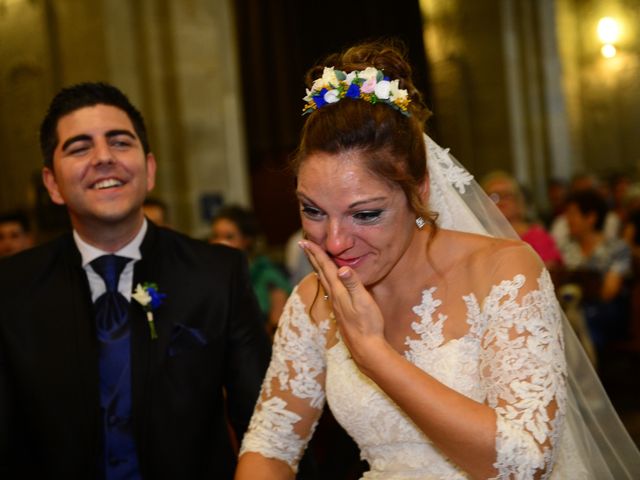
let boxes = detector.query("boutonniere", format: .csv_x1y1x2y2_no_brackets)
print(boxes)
132,282,166,340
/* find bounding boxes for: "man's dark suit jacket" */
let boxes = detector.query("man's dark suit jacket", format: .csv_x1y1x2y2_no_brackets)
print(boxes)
0,222,271,479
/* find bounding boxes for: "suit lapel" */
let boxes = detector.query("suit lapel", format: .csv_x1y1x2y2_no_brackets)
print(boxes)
130,223,161,457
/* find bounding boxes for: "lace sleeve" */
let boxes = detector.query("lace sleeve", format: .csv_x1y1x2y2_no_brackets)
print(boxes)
478,246,567,479
239,287,330,471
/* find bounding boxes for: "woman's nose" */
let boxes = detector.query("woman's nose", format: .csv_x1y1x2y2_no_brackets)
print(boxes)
325,220,353,255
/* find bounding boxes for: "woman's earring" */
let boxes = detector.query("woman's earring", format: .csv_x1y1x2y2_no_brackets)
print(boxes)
415,217,426,230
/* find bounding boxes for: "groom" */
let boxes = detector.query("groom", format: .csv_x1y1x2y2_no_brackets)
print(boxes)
0,82,271,479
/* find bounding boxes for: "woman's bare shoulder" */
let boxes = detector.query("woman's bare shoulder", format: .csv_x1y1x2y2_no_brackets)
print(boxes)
435,229,540,271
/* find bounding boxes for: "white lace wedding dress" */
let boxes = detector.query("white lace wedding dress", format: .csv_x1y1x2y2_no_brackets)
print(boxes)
240,249,590,479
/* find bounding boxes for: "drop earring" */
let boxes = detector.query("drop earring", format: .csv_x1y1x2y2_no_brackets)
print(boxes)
415,217,426,230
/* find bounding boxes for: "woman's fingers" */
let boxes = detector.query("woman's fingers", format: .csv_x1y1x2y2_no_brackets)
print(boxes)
299,240,340,295
299,241,368,309
337,267,362,296
299,241,332,295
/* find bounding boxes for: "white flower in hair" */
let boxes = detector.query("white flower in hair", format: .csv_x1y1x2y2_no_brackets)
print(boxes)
302,66,411,116
324,89,340,103
303,88,314,102
321,67,339,87
359,67,379,82
389,79,407,100
374,80,391,99
311,77,324,92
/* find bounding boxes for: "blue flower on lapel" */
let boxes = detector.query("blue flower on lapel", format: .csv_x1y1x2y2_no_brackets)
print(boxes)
132,282,166,340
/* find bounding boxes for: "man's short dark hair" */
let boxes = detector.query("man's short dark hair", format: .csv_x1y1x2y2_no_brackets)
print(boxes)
39,82,150,168
0,209,31,233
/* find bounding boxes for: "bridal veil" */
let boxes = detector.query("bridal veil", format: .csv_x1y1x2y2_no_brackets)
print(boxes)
425,133,640,479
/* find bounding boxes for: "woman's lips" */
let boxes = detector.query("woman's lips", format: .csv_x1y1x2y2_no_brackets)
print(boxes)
332,255,365,268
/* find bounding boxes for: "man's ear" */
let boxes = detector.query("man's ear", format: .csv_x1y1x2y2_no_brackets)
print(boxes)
42,167,65,205
145,153,157,192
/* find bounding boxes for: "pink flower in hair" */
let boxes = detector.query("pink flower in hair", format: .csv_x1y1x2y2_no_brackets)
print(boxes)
361,77,376,94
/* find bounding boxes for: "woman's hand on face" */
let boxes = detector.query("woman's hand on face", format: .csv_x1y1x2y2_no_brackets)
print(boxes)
299,240,386,365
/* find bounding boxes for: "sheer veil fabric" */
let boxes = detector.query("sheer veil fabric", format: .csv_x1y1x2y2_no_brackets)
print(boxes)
425,133,640,478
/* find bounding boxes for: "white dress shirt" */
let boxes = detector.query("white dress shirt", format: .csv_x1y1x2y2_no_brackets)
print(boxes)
73,220,147,302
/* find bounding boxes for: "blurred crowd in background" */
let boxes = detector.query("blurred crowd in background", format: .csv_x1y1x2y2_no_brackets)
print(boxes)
3,167,640,368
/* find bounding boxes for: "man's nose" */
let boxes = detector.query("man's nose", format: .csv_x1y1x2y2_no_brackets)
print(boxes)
93,139,115,165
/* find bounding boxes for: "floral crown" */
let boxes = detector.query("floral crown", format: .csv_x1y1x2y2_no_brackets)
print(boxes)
302,67,411,117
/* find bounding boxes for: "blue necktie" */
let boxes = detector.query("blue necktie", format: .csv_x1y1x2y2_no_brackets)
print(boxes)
92,255,130,340
91,255,141,480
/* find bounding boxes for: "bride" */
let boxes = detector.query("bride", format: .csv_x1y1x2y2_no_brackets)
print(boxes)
235,40,640,479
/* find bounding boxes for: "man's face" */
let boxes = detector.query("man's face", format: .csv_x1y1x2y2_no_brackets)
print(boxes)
42,105,156,232
0,222,32,257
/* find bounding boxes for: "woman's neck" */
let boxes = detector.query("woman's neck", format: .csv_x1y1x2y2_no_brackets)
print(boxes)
368,226,437,302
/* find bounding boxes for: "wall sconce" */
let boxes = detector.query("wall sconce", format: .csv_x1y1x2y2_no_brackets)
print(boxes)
597,17,620,58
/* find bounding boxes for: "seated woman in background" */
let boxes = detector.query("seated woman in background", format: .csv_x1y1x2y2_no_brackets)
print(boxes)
481,170,563,270
210,205,292,335
558,188,632,353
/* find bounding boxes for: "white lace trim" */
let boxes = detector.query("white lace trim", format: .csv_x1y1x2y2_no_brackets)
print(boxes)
240,289,330,469
426,138,474,194
239,397,304,464
480,270,567,479
427,137,488,236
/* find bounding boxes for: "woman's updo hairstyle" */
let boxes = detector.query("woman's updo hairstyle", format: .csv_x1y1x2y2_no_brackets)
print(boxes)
292,39,433,219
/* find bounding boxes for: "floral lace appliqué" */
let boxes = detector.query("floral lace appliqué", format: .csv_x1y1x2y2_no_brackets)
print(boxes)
243,270,568,479
240,290,329,469
478,270,567,479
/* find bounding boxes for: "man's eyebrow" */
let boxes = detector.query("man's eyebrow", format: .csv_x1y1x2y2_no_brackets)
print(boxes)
105,129,136,140
60,130,137,151
61,134,91,151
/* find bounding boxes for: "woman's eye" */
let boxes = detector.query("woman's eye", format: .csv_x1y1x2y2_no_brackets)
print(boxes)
301,205,323,219
353,210,383,223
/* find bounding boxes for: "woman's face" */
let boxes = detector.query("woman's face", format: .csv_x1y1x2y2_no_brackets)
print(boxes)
296,150,421,287
210,218,249,250
484,177,522,223
565,202,594,239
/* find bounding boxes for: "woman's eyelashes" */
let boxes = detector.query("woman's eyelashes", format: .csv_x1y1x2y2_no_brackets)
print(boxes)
301,204,384,225
301,204,324,220
353,210,383,224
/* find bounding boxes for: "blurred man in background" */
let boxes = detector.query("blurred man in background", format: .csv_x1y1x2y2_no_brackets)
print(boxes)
0,209,33,257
